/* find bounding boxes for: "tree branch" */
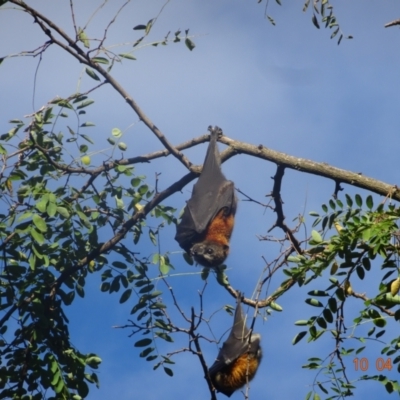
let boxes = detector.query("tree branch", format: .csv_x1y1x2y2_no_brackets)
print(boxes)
219,137,400,201
9,0,192,169
385,19,400,28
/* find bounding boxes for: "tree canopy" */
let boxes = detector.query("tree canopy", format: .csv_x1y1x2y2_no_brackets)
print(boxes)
1,1,400,399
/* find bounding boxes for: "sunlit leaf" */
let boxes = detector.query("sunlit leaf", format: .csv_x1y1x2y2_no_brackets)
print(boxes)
92,57,109,64
305,298,323,307
119,53,137,60
78,28,90,48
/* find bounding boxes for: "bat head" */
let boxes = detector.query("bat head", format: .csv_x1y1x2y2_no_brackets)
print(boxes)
191,240,229,268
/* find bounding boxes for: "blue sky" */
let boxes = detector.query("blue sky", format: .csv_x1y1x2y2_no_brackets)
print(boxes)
1,1,400,399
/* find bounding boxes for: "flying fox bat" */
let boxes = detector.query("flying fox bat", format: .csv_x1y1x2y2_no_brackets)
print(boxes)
209,293,262,397
175,126,237,267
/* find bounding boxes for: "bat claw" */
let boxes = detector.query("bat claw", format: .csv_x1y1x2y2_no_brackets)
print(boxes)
208,125,223,138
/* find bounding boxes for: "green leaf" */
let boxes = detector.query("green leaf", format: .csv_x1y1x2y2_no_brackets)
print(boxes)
201,267,209,280
287,255,301,263
78,28,90,48
139,347,155,358
294,320,308,326
356,346,365,355
373,318,387,328
385,381,394,394
292,331,307,345
119,53,137,60
355,194,362,207
266,15,276,25
159,256,170,275
307,290,328,297
156,332,173,342
81,134,94,144
356,265,365,280
362,257,371,271
313,392,321,400
164,367,173,377
76,100,94,110
92,57,109,64
85,356,102,368
120,289,132,304
112,261,127,269
330,27,339,39
100,282,110,292
312,14,320,29
36,195,49,213
316,317,327,329
270,301,283,312
145,19,154,34
305,298,323,307
324,308,334,324
135,338,152,347
317,383,328,394
366,195,374,209
311,230,323,243
118,142,127,151
56,206,70,218
139,285,154,295
345,194,353,207
216,268,229,286
85,68,101,81
54,376,65,393
115,196,124,209
335,287,345,301
112,128,122,138
185,38,195,51
46,201,57,217
30,227,45,244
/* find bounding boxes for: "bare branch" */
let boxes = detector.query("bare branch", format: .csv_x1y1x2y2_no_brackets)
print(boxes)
219,137,400,202
385,18,400,28
268,165,303,254
190,307,218,400
9,0,192,169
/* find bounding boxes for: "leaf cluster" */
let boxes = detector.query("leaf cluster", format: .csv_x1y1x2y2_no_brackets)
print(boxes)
288,194,400,398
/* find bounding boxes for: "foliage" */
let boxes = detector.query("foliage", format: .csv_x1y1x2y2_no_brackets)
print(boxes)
0,98,179,398
261,0,353,44
0,1,399,400
289,195,400,398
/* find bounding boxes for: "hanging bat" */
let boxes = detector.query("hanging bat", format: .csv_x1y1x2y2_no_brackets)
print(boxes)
209,293,262,397
175,126,237,268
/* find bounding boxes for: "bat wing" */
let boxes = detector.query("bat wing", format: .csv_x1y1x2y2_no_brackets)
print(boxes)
209,294,260,375
175,128,236,252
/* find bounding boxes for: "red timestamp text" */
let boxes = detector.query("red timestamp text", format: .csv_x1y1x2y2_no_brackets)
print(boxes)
353,357,392,371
